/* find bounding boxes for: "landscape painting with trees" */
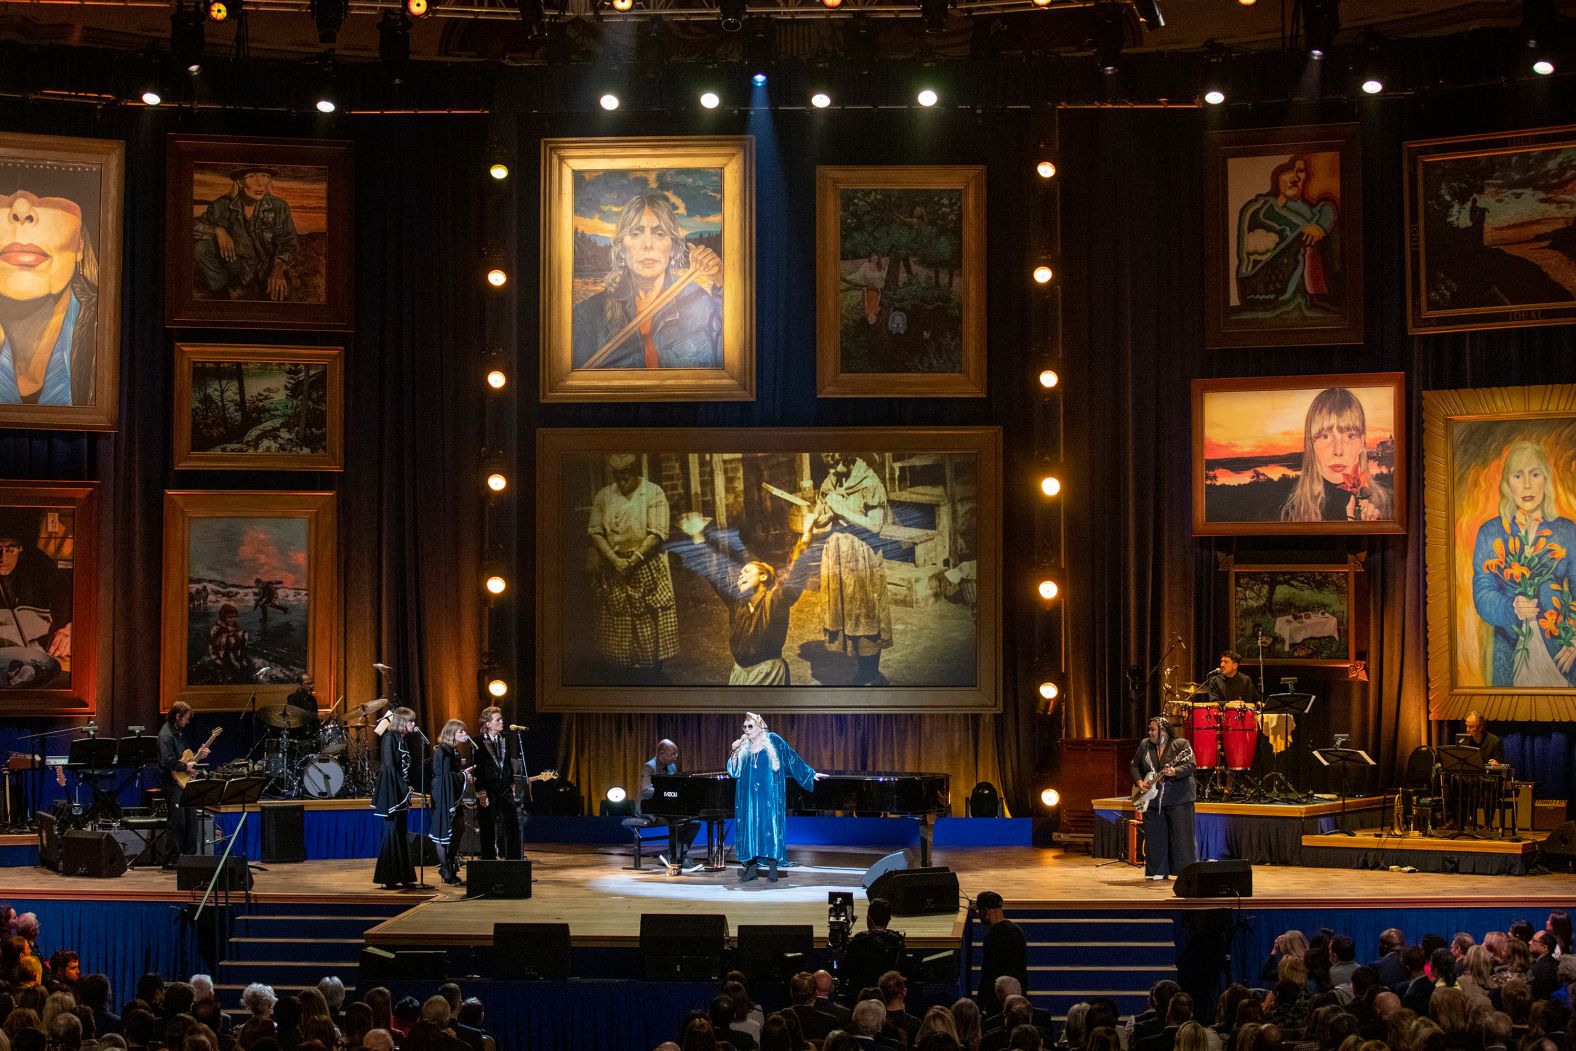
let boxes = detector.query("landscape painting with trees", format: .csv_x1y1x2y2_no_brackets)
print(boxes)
817,166,986,398
174,344,343,470
1229,562,1357,666
1407,124,1576,333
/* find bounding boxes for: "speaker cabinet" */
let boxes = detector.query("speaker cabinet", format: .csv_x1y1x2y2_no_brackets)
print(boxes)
60,830,127,878
860,850,909,889
1544,821,1576,858
36,811,61,872
466,859,533,898
641,913,728,978
867,867,960,914
736,924,815,982
493,922,572,980
1173,859,1253,898
261,803,307,864
176,854,253,891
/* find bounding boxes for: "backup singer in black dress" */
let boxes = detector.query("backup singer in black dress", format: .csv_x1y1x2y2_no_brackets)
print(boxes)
371,706,417,889
430,719,470,886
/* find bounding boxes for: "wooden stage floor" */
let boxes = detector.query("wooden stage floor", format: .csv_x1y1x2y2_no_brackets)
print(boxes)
7,843,1576,946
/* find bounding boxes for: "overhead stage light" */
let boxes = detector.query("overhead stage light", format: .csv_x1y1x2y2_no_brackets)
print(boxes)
485,573,508,596
405,0,433,16
1092,3,1124,74
612,0,634,9
487,677,509,698
1039,475,1061,497
1036,159,1057,179
171,6,206,74
1037,579,1059,601
700,90,721,109
311,0,347,44
1038,368,1059,389
1301,0,1338,59
811,91,831,108
1040,787,1061,808
379,11,412,77
141,88,163,106
920,0,947,33
205,0,236,24
720,0,745,32
1032,263,1054,284
600,92,620,110
1038,681,1060,701
486,367,508,390
916,87,938,107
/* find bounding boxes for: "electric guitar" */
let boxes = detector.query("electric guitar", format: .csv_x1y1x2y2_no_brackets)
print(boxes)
172,728,223,789
1132,740,1194,813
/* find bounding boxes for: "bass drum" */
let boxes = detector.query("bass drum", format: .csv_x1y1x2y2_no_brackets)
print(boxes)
300,755,345,799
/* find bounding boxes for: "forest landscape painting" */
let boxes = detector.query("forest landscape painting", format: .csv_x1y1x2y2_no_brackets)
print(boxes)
174,344,342,470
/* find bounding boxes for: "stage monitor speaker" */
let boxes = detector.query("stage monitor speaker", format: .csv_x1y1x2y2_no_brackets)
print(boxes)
467,859,532,898
861,850,910,890
359,946,449,981
641,913,728,979
736,924,815,982
1544,821,1576,858
176,854,253,892
60,829,126,878
105,827,162,868
867,866,960,915
493,922,572,980
36,811,61,872
261,803,307,863
1173,859,1253,899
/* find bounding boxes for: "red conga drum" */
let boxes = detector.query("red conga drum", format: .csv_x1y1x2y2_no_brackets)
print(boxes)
1188,704,1220,769
1222,702,1258,771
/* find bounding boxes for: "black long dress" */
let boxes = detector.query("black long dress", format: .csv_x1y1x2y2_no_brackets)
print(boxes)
371,729,415,887
429,743,465,850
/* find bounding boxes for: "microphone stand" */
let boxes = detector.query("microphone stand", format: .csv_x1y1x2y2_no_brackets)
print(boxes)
1141,636,1182,719
511,725,529,860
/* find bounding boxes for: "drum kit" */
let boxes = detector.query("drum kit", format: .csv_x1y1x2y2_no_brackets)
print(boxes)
248,697,388,800
1162,678,1303,801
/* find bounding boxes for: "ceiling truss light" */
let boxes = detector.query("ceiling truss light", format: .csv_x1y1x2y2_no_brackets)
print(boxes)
1202,41,1228,105
1301,0,1339,59
1523,0,1559,75
916,87,938,106
404,0,433,17
699,90,720,108
600,91,620,110
205,0,237,24
378,11,411,78
719,0,745,32
1092,2,1124,74
920,0,948,34
311,0,346,43
170,5,206,74
811,90,831,108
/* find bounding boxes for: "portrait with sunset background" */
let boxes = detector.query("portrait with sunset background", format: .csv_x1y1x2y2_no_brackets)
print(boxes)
1193,373,1405,536
1426,384,1576,723
540,137,755,402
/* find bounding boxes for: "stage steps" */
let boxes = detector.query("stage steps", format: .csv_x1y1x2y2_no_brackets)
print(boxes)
214,901,409,1008
970,911,1175,1019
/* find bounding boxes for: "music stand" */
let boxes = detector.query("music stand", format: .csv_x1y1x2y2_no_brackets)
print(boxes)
116,735,160,769
183,775,268,918
1313,745,1375,835
67,737,123,824
1436,745,1487,840
1259,692,1316,801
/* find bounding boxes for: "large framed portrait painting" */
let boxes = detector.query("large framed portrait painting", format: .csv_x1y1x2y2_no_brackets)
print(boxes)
1193,373,1405,536
0,132,123,430
161,491,337,712
1204,124,1364,348
0,482,98,716
539,136,755,402
536,428,1001,712
165,135,354,330
1425,384,1576,722
1405,124,1576,334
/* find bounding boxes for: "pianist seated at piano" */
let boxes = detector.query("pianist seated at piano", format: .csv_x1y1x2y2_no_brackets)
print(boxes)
728,711,828,883
1464,710,1504,765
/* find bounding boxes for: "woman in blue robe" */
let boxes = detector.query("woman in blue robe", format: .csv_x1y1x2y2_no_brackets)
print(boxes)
727,711,825,883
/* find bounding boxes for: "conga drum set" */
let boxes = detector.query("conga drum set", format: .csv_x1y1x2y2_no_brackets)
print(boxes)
254,698,386,800
1165,683,1263,800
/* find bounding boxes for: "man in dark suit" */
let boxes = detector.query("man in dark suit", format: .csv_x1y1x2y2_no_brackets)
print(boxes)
1398,947,1433,1013
1372,929,1408,988
812,971,853,1027
975,891,1029,1014
1529,931,1560,1000
786,972,839,1042
1129,980,1181,1048
849,1000,904,1050
472,707,522,860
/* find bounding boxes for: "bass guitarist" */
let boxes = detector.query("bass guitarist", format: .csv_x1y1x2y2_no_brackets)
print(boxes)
158,701,210,870
1129,715,1196,883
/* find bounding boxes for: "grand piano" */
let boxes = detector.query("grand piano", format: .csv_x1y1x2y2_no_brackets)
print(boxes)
645,770,951,869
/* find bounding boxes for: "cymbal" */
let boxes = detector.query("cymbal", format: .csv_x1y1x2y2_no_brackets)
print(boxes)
257,704,313,729
349,697,389,718
1178,683,1209,695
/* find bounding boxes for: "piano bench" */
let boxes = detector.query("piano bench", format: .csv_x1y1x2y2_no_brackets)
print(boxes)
621,817,674,870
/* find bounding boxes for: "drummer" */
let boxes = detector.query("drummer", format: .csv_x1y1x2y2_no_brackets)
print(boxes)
285,673,321,732
1206,652,1257,796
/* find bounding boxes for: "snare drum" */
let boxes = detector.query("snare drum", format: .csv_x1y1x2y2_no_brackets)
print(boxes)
317,722,347,756
1188,704,1221,769
1222,703,1258,770
300,755,344,799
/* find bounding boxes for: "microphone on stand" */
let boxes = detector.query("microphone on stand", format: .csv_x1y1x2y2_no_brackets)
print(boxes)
508,724,529,731
1175,634,1187,652
373,663,392,672
254,666,273,681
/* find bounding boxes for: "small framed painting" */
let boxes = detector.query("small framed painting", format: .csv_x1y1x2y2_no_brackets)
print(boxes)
1228,560,1358,666
173,344,343,471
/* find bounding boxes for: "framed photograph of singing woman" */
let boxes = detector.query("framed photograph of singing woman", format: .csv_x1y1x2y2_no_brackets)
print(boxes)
1193,373,1406,536
0,132,123,430
1204,124,1364,348
539,136,755,403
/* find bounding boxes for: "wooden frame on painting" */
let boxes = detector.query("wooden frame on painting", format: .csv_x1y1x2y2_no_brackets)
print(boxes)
1405,124,1576,334
536,427,1001,712
0,132,123,430
815,165,987,398
539,136,755,403
0,482,98,716
1424,384,1576,723
1225,558,1360,667
160,490,337,712
1204,123,1364,348
172,344,344,471
1193,372,1406,537
164,135,354,331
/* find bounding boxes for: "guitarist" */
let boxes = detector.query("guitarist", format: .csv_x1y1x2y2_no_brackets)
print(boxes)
1129,715,1197,883
158,701,210,869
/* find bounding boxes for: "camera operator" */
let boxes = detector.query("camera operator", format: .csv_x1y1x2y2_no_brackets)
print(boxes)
842,896,906,1004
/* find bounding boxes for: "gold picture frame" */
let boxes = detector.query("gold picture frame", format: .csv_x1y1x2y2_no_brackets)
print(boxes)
815,165,987,398
172,344,344,471
160,490,337,712
540,136,755,403
536,426,1002,713
0,132,123,430
1226,560,1360,667
1424,384,1576,723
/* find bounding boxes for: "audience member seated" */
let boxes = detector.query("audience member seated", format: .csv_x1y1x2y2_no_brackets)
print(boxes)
785,972,838,1042
709,996,756,1051
850,1000,903,1050
952,998,984,1051
1373,931,1408,989
1329,939,1360,990
878,972,920,1047
813,972,853,1029
1134,981,1183,1047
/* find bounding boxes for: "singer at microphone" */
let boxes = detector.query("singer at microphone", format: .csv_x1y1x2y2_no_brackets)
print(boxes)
473,705,525,860
1206,651,1255,705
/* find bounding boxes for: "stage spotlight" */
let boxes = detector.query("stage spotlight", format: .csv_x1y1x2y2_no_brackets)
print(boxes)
1522,0,1559,75
600,92,620,110
1533,57,1556,75
485,255,508,286
1037,578,1059,601
1032,0,1051,6
1039,475,1061,497
752,72,768,87
607,786,627,804
141,88,163,106
1361,77,1383,94
916,87,938,107
486,367,508,390
405,0,433,16
968,781,1002,817
720,0,745,32
700,90,721,109
205,0,236,24
1202,45,1228,104
1032,263,1054,284
1092,2,1124,74
487,677,509,698
600,788,635,817
1040,787,1061,808
1036,159,1057,179
489,162,510,181
920,0,947,33
311,0,347,44
1038,368,1059,389
822,0,842,7
485,573,508,596
811,91,831,108
171,6,205,74
486,472,508,493
1038,681,1059,701
1355,31,1386,94
1301,0,1338,59
315,95,337,114
1238,0,1256,5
